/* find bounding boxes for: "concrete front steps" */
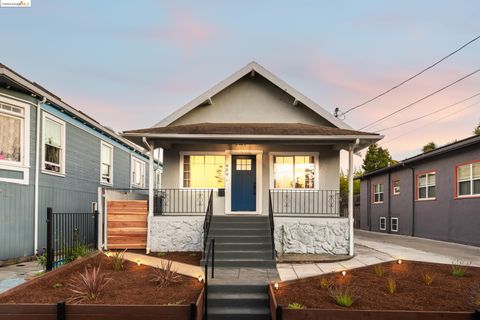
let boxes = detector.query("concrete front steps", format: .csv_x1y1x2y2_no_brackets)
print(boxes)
207,284,270,320
203,216,276,268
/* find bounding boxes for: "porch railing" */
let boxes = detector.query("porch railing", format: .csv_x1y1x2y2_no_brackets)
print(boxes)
154,189,212,215
202,191,214,260
269,189,342,216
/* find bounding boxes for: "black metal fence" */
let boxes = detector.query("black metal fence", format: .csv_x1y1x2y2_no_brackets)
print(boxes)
154,189,212,215
46,207,98,271
269,189,342,215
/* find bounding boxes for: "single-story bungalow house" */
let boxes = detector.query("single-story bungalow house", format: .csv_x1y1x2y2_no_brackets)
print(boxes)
0,63,160,262
122,61,381,264
359,135,480,246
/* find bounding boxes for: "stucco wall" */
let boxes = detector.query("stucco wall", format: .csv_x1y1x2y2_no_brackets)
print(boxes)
149,216,204,252
162,143,340,215
274,217,350,255
170,75,333,127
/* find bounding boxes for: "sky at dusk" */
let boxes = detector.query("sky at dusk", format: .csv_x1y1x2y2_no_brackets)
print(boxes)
1,0,479,170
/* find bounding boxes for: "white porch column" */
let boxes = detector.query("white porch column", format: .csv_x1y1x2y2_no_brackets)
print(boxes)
348,146,354,256
146,143,155,254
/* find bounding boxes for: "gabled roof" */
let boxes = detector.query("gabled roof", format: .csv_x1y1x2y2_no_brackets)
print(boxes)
360,134,480,179
155,61,353,130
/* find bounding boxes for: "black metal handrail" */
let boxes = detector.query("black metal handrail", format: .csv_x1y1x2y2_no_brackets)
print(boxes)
269,189,342,215
268,192,276,259
154,189,212,215
203,238,215,320
202,190,214,260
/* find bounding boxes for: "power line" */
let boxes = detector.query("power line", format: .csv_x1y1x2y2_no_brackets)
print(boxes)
339,35,480,116
374,92,480,132
359,68,480,130
379,101,480,146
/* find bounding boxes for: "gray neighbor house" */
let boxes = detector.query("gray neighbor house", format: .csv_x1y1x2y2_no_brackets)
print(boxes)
359,135,480,246
0,63,160,262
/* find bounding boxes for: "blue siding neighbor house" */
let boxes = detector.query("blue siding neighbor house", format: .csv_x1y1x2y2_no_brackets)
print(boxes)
0,64,159,262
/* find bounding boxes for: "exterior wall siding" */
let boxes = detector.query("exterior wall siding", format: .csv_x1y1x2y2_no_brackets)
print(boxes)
359,143,480,246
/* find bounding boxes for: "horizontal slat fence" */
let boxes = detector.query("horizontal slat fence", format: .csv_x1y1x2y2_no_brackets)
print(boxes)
107,200,147,249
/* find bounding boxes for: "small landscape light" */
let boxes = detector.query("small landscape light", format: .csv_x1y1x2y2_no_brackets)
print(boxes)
198,275,203,283
274,282,279,290
341,270,347,276
136,259,141,266
397,259,402,265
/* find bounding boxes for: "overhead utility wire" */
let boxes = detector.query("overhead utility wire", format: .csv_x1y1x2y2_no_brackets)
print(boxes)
374,92,480,132
379,101,480,146
359,68,480,130
337,35,480,117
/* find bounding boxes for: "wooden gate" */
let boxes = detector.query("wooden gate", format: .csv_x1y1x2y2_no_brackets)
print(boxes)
107,200,147,249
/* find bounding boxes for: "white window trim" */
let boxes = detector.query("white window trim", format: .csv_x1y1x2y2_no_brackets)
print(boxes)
392,179,400,195
417,172,436,200
373,184,384,204
379,217,386,231
131,155,146,188
179,151,226,190
268,152,320,190
41,111,66,177
391,217,399,232
100,141,113,186
0,96,30,185
457,162,480,198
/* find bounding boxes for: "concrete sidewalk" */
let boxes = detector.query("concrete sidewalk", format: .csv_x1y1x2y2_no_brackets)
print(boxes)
277,230,480,281
0,261,42,293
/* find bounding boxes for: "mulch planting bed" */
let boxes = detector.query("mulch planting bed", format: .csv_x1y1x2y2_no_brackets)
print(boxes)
275,260,480,311
0,254,203,305
146,251,202,266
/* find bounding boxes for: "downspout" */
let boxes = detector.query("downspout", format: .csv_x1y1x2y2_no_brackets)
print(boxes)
142,137,154,254
387,170,391,234
34,97,47,255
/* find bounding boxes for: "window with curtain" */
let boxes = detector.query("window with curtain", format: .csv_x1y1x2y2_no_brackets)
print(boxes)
273,155,315,189
132,157,145,187
43,116,64,173
183,155,225,188
418,172,436,200
457,162,480,197
101,142,113,184
0,103,23,163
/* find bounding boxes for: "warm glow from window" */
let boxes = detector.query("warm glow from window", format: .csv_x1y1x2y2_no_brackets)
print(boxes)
273,156,314,189
183,155,225,188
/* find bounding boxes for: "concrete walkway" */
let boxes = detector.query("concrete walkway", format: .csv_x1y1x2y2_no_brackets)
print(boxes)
277,230,480,281
123,252,203,279
0,261,42,293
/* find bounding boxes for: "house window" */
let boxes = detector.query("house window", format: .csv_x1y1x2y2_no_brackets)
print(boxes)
393,179,400,195
379,217,386,231
457,162,480,197
373,184,383,203
236,158,252,171
100,142,113,184
273,155,315,189
418,172,436,200
183,155,225,188
42,113,65,175
0,102,23,164
131,157,146,188
391,217,399,232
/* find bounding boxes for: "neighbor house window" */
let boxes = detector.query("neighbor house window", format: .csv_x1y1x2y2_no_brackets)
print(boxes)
273,155,315,189
379,217,386,231
42,113,65,175
392,179,400,195
100,142,113,184
183,155,225,188
457,161,480,197
131,157,146,188
391,217,399,232
417,172,436,200
373,184,383,203
0,102,23,164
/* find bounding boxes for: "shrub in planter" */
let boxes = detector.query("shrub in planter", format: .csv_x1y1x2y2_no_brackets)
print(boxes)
319,277,332,289
386,278,397,294
287,302,305,309
67,266,112,303
374,265,385,277
421,272,435,286
451,260,470,277
328,284,358,307
150,260,181,288
111,250,127,271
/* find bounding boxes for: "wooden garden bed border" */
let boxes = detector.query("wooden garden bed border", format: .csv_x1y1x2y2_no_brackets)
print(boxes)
0,251,205,320
268,284,480,320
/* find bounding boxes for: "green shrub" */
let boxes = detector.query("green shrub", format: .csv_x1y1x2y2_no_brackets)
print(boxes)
421,272,435,285
287,302,305,309
328,285,357,307
451,260,469,277
111,250,127,271
36,252,47,268
374,264,385,277
156,252,166,257
319,277,332,289
386,278,397,294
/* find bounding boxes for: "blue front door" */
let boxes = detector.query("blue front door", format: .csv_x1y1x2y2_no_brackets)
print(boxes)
232,155,256,212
